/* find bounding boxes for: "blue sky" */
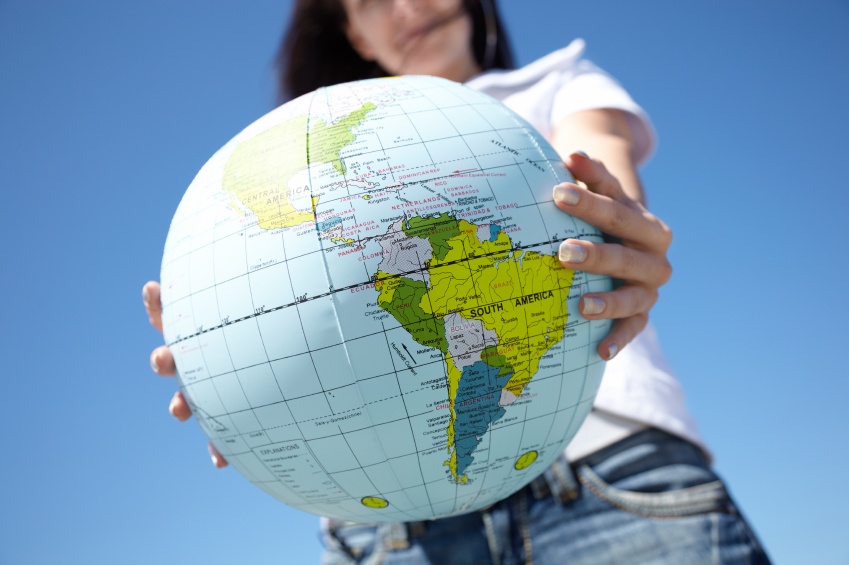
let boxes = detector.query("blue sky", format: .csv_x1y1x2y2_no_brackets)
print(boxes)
0,1,847,563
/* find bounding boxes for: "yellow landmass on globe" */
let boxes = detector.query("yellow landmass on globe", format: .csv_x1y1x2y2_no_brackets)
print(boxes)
421,219,574,398
514,450,538,470
376,215,575,482
374,271,402,305
361,496,388,508
221,102,376,230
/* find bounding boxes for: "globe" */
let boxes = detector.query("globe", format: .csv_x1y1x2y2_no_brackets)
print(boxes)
161,76,612,522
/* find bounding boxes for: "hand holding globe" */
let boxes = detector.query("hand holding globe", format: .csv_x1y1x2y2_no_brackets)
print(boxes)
145,77,672,521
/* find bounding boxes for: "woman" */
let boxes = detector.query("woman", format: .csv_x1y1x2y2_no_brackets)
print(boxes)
144,0,770,563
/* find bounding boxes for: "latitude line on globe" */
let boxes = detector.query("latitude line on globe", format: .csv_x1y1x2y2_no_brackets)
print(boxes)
159,186,549,274
208,347,601,506
163,236,579,346
219,400,590,467
160,117,554,272
169,313,594,393
180,334,597,433
311,157,549,213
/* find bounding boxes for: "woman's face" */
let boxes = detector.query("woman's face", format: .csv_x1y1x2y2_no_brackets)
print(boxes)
341,0,481,82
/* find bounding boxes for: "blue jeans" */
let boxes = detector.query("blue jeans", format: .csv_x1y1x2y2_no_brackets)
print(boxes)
320,429,770,565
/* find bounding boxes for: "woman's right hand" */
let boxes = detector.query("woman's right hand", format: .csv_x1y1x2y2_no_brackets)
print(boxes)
555,151,673,360
144,281,229,468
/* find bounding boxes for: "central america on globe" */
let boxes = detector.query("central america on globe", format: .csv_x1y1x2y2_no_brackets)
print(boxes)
160,76,612,522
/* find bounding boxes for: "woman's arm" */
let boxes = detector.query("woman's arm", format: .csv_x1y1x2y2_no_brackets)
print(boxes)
549,108,673,360
553,108,645,205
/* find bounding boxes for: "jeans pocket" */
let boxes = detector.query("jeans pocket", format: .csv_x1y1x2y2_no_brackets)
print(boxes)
321,523,388,565
576,463,735,518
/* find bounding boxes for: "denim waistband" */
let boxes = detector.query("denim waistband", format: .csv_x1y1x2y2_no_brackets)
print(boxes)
579,428,713,487
338,428,718,558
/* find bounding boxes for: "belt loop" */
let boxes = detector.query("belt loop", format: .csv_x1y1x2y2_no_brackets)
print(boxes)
481,510,502,565
543,453,580,503
516,491,534,565
407,521,427,537
384,522,411,550
529,474,551,499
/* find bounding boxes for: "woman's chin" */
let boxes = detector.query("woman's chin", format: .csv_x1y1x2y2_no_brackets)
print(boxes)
398,53,474,81
395,22,476,81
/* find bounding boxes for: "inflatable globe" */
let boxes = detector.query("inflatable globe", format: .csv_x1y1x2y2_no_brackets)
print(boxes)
160,76,612,522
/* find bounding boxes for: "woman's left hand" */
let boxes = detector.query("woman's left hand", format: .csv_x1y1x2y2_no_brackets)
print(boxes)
554,151,673,360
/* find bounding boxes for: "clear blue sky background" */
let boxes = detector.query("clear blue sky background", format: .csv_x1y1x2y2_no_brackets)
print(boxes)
0,1,847,563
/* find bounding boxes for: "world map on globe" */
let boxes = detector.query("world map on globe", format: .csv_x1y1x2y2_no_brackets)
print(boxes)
160,76,612,522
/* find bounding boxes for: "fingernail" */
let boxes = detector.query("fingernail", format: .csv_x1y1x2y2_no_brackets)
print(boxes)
211,453,220,467
559,242,587,263
553,183,580,205
142,286,150,305
168,398,177,417
607,343,618,360
150,352,160,373
582,297,606,315
572,150,589,159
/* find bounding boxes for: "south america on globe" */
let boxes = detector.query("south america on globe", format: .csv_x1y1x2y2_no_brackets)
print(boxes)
160,76,612,522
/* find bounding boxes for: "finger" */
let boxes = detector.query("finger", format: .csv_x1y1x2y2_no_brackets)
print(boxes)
577,285,657,321
209,443,229,469
553,183,672,252
596,313,648,361
169,390,192,422
564,151,627,202
558,239,672,287
150,346,175,376
143,281,163,333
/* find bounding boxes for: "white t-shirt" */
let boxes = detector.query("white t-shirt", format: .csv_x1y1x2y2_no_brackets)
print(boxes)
466,39,709,462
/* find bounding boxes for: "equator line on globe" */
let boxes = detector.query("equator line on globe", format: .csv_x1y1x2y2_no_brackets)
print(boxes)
160,75,612,522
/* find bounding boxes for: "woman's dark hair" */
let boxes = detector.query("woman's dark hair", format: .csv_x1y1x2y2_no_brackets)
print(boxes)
276,0,514,103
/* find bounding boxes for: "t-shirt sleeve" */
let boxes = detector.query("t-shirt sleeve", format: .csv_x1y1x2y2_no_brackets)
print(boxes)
550,59,657,166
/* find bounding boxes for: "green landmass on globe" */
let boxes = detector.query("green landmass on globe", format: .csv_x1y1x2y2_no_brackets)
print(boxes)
374,214,574,481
